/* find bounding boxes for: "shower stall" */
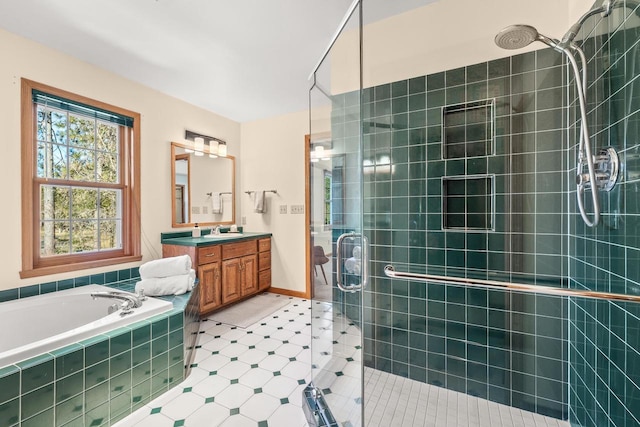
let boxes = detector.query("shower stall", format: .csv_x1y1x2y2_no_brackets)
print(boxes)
305,0,640,426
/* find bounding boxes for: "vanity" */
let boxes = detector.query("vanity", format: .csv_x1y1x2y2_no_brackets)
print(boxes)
167,139,272,316
161,232,272,315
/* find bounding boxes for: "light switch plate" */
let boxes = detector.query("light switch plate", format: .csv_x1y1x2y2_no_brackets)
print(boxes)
291,205,304,214
192,206,201,214
202,206,208,214
279,205,288,214
242,216,247,225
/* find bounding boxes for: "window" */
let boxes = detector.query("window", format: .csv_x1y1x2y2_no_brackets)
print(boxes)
21,79,141,278
323,170,332,228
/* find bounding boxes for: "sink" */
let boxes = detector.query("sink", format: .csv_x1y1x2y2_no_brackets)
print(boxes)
203,233,243,239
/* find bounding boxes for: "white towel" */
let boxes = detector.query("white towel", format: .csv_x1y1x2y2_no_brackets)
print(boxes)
253,190,265,213
135,269,196,296
344,245,362,275
211,192,222,214
139,255,192,279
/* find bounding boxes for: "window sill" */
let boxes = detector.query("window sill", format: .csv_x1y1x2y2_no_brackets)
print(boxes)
19,255,143,279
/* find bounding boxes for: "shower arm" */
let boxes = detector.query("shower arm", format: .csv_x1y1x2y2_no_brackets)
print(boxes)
563,44,601,227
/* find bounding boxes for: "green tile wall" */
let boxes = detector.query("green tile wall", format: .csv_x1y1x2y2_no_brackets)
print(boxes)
346,46,569,419
568,3,640,426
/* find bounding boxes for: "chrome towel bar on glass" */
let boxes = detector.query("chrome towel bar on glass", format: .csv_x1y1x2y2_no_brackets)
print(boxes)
383,265,640,303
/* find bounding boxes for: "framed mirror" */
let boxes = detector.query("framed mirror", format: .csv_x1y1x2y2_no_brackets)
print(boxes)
171,141,235,227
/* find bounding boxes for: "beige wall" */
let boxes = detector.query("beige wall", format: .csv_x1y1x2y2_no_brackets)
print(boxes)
330,0,598,94
239,110,309,293
0,28,241,291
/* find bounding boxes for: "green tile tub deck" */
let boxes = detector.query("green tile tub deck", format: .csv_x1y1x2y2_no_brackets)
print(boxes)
0,274,200,427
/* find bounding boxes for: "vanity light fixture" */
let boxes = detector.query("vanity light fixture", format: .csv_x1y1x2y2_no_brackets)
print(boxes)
209,139,219,157
218,141,227,157
313,145,330,161
184,130,227,157
194,137,205,156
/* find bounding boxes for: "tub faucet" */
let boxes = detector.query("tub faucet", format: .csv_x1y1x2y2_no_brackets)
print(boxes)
90,291,142,316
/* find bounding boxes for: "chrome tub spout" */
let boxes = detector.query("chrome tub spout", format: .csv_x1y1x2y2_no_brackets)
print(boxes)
90,291,143,316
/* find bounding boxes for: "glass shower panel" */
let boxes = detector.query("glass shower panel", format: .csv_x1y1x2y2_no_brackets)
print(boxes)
358,0,568,425
308,1,640,426
306,2,364,426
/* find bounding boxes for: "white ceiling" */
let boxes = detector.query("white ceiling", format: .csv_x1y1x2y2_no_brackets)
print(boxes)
0,0,432,122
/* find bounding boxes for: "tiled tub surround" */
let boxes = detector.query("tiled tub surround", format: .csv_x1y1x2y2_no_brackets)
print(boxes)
567,3,640,426
0,268,199,427
0,284,172,368
340,45,570,420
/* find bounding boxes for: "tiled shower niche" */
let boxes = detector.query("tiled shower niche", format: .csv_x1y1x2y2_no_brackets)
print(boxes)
442,176,494,230
442,99,495,159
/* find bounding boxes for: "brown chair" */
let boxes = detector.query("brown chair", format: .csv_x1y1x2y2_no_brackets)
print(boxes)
313,245,330,285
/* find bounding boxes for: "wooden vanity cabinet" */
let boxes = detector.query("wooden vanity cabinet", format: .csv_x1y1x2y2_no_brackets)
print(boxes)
162,235,271,316
258,238,271,291
221,240,258,302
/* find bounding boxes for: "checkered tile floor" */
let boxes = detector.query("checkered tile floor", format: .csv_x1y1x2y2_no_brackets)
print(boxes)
114,294,311,427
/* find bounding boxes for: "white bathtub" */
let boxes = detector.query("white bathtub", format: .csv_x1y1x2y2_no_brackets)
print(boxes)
0,284,173,368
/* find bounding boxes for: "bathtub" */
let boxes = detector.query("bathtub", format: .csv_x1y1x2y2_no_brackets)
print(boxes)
0,284,172,368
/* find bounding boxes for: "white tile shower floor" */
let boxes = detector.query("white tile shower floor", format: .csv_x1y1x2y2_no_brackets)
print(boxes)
114,295,570,427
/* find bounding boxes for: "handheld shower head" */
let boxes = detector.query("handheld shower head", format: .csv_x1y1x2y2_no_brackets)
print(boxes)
494,25,559,51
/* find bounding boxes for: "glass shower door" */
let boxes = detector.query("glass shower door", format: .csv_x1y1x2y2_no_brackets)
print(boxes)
305,2,365,426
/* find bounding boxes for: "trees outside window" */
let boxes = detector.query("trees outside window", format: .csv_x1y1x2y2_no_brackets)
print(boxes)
21,79,141,278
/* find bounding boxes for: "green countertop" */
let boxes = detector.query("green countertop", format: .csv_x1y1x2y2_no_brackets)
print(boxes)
160,231,272,247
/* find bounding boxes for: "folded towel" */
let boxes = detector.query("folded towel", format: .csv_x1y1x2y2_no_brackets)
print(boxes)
344,245,362,275
139,255,192,279
211,192,222,214
253,190,265,213
344,257,361,275
135,269,195,296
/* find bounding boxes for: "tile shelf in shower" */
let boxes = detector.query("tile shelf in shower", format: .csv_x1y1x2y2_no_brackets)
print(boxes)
442,99,495,160
442,175,495,231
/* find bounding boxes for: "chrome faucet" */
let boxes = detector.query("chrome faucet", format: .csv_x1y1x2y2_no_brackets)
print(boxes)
213,225,222,235
91,291,143,316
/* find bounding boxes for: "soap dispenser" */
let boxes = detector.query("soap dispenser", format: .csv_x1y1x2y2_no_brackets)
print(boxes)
192,223,201,238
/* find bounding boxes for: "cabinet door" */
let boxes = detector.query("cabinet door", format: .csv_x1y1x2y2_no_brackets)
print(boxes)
221,258,242,304
199,262,221,313
241,254,258,296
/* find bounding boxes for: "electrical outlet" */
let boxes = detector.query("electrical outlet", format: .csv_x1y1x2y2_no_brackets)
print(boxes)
279,205,288,214
291,205,305,214
192,206,201,214
202,206,208,214
242,216,247,225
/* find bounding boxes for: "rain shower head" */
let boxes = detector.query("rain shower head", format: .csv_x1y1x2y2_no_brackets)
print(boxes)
494,25,559,51
494,25,539,50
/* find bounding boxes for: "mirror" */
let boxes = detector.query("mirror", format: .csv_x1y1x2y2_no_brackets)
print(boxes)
171,141,235,227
